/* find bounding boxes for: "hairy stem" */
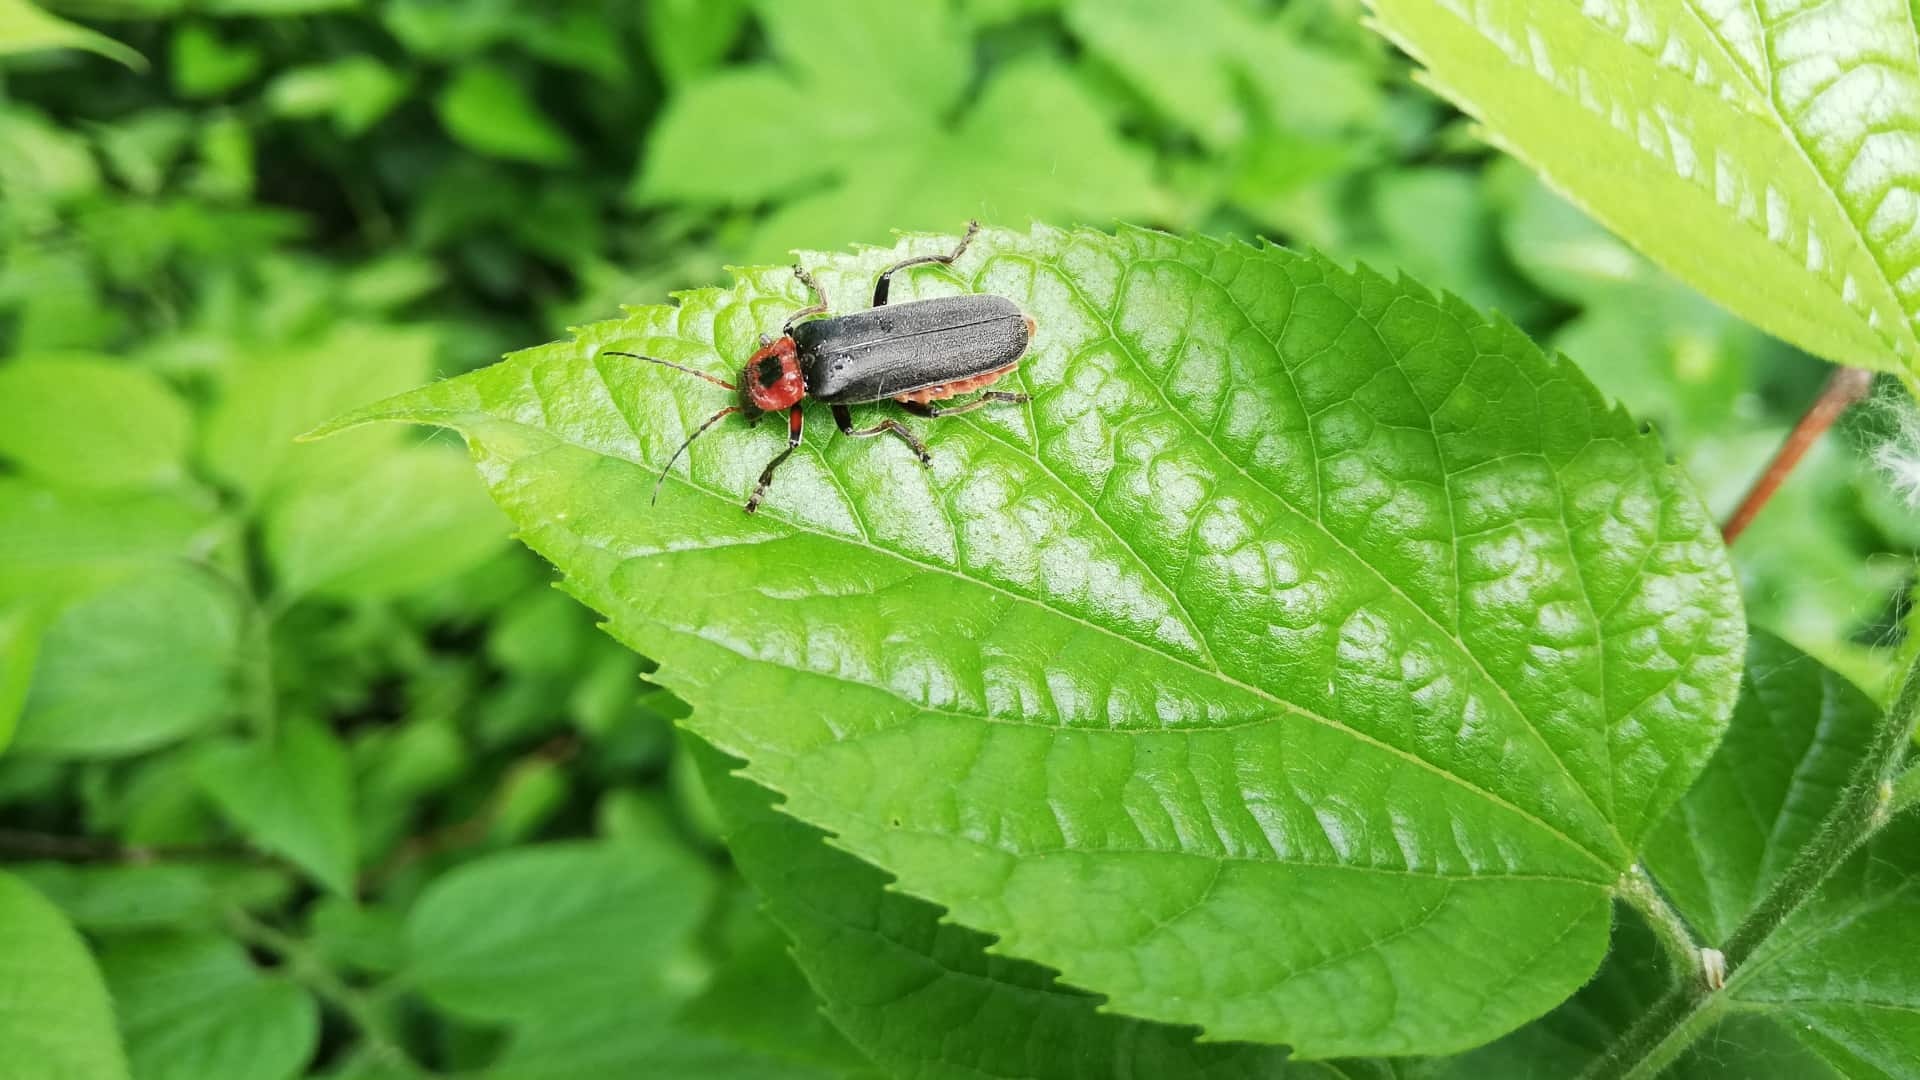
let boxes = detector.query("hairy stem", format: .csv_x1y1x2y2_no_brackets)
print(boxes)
1583,649,1920,1078
1720,366,1874,545
1616,866,1713,989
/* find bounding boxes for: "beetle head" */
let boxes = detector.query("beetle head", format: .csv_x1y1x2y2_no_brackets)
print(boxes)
742,336,806,416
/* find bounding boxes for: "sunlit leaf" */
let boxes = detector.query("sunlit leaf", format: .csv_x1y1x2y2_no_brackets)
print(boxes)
0,358,192,490
1368,0,1920,390
0,0,142,68
319,225,1745,1056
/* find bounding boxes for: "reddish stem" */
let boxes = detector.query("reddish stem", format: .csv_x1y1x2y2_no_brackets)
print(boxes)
1721,367,1875,545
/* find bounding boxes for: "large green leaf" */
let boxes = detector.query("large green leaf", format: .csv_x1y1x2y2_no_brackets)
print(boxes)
1367,0,1920,390
99,932,317,1080
0,481,216,608
0,871,129,1080
695,739,1317,1078
319,225,1745,1056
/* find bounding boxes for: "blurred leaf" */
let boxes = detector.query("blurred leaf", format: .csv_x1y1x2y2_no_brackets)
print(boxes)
266,57,407,136
0,358,192,490
1358,167,1541,325
10,862,288,933
0,482,214,606
200,324,437,504
0,604,46,756
198,718,357,895
0,104,100,218
1067,0,1380,149
0,871,129,1080
435,64,576,167
14,564,241,759
100,932,318,1080
404,841,711,1023
0,0,142,68
639,7,1165,259
92,109,194,195
645,0,747,85
321,226,1746,1056
308,895,405,976
697,742,1298,1078
265,445,508,602
1369,0,1920,390
169,22,259,98
488,1008,852,1080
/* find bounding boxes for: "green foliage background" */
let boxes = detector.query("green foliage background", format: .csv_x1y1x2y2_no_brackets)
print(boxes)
0,1,1915,1077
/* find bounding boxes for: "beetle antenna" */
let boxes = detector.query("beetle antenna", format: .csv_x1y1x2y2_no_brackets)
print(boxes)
652,405,742,504
604,351,737,392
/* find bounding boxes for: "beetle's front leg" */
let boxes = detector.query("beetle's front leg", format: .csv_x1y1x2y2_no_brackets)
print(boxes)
832,403,931,467
744,406,805,514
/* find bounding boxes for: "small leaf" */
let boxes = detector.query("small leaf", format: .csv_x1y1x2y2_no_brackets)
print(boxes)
265,56,407,136
264,446,508,602
9,862,285,934
1644,634,1920,1073
200,324,438,504
0,871,130,1080
1644,632,1882,945
0,0,143,68
14,565,241,759
197,719,357,895
696,740,1299,1078
1367,0,1920,389
0,358,192,490
169,22,261,98
645,0,748,86
100,932,318,1080
0,481,214,608
321,225,1746,1056
404,841,712,1023
435,64,576,166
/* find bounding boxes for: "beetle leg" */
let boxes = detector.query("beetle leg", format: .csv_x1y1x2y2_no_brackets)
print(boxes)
871,220,980,306
781,265,830,334
744,406,806,514
832,403,931,468
900,390,1030,419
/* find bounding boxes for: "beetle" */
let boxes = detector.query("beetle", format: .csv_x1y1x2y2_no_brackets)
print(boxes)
608,221,1034,513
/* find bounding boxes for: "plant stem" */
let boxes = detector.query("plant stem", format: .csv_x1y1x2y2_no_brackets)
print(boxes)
226,909,432,1075
1720,366,1874,545
0,829,278,867
1583,648,1920,1078
1616,865,1712,988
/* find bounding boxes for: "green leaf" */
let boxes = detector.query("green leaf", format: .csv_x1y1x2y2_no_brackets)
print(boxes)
265,57,407,136
319,225,1746,1056
0,871,130,1080
9,862,287,934
404,841,712,1023
1640,634,1920,1073
0,358,192,490
435,64,576,167
488,1008,853,1080
0,0,142,68
197,719,357,895
645,0,747,86
0,604,46,756
1644,631,1882,946
696,740,1301,1078
200,324,438,504
100,932,317,1080
264,446,508,602
1367,0,1920,390
0,481,215,608
13,565,241,759
1068,0,1382,149
169,22,261,98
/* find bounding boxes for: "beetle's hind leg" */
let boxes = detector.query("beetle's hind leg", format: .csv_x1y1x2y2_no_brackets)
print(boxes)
900,390,1029,419
872,220,980,306
745,406,805,514
832,404,931,467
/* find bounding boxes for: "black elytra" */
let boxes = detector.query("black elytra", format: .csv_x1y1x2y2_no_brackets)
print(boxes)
607,221,1036,513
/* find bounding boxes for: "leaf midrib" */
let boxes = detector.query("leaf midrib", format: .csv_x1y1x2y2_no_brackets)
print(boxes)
489,411,1617,880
